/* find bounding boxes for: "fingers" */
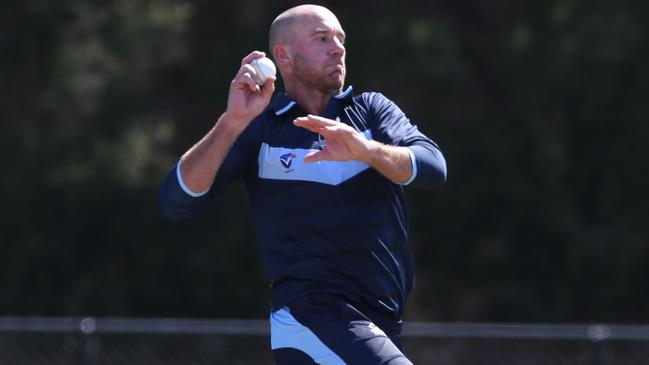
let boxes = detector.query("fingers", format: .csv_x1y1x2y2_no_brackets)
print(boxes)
234,65,276,93
303,150,326,163
293,115,338,129
294,115,352,141
294,114,338,128
261,75,276,98
233,56,276,92
293,116,365,163
240,50,269,86
241,51,266,67
233,67,261,92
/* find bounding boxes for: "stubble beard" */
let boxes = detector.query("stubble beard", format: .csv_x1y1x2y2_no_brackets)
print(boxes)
293,54,346,94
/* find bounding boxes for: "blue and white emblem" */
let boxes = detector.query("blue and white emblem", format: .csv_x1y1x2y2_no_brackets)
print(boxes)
279,153,296,169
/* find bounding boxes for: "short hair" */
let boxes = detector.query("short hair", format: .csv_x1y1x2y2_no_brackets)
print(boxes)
268,8,300,55
268,5,336,56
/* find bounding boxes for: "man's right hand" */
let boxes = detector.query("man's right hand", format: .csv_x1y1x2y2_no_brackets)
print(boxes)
223,51,276,133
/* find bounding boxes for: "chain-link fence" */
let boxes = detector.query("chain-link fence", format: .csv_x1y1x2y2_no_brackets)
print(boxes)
2,317,649,364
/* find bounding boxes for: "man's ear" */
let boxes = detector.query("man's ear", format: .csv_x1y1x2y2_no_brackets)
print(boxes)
273,45,292,69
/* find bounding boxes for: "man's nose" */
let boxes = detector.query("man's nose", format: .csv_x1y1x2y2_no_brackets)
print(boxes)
330,37,345,56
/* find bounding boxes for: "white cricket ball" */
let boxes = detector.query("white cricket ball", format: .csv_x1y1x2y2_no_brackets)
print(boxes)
250,57,276,85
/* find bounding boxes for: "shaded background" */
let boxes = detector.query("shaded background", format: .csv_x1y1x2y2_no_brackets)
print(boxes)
1,0,648,324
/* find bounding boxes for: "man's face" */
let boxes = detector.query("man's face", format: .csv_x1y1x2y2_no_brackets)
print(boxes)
288,12,346,93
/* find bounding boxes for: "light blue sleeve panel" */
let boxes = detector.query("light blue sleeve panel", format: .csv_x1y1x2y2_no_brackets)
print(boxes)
158,162,213,219
365,92,447,187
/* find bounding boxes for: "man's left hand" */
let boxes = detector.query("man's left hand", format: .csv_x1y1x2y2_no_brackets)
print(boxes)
293,115,374,164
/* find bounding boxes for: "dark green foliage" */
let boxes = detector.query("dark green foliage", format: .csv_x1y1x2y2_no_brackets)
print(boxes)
1,0,647,322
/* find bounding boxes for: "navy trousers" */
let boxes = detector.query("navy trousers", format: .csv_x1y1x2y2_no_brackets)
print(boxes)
270,294,413,365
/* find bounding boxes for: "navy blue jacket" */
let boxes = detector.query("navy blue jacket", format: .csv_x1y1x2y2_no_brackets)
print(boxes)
160,86,446,318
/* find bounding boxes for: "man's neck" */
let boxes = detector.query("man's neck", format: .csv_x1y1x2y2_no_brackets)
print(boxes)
285,82,339,116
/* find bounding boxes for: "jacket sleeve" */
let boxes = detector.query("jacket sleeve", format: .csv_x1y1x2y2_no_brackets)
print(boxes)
159,162,213,219
159,124,258,220
367,92,447,187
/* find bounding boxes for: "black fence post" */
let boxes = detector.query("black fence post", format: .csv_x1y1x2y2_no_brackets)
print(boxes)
588,325,612,365
79,317,99,365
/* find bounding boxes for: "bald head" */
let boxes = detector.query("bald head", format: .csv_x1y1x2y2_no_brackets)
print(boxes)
267,4,347,99
268,4,338,55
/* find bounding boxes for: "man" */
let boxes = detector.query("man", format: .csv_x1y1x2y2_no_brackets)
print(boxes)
160,4,446,364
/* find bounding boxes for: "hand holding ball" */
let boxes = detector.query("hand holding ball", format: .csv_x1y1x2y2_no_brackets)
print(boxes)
250,57,276,85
